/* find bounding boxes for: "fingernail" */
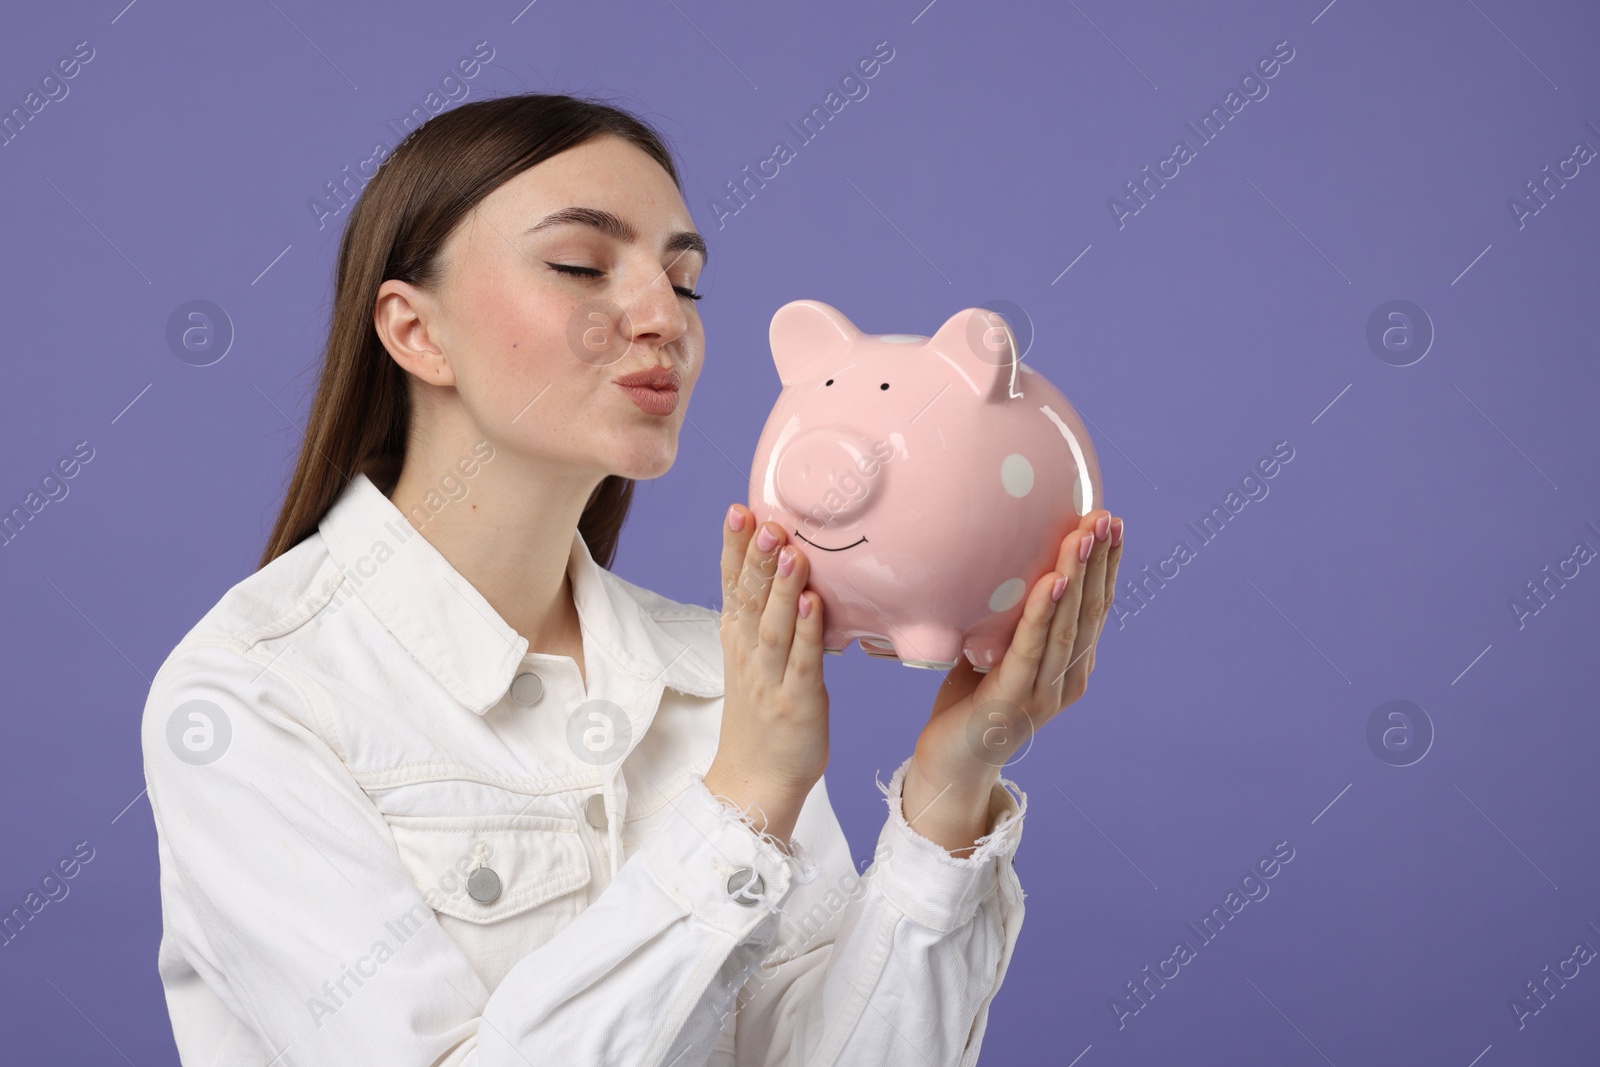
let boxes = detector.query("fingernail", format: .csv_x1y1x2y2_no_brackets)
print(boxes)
777,545,795,577
798,593,812,619
756,525,779,552
1078,535,1094,563
1050,575,1066,602
1094,515,1110,541
1110,518,1123,547
727,506,745,532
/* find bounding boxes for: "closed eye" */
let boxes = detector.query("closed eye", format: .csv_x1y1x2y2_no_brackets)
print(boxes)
546,262,702,301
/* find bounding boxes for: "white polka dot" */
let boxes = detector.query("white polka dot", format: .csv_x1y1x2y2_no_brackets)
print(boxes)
877,334,925,343
1000,453,1034,497
989,578,1025,612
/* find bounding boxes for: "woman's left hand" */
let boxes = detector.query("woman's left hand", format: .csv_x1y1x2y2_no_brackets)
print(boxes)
899,509,1123,855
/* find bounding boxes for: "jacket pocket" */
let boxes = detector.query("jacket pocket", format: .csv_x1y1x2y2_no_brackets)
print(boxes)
385,811,591,926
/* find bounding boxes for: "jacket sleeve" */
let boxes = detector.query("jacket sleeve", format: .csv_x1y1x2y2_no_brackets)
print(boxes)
142,640,820,1067
715,757,1028,1067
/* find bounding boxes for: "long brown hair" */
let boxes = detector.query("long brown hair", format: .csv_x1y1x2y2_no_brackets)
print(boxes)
259,92,686,571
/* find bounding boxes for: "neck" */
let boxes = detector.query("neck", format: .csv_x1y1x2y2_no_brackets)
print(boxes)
387,436,602,658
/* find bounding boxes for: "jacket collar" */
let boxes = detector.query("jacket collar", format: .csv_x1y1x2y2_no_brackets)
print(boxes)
317,472,723,715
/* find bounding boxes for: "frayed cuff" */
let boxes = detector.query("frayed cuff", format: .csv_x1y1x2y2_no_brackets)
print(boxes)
696,774,822,888
869,755,1028,931
875,755,1027,866
641,775,806,937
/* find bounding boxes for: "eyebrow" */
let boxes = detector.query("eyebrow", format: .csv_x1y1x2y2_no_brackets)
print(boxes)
521,206,708,268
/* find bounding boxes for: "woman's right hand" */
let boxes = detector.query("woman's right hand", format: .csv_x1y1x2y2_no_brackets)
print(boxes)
701,504,830,848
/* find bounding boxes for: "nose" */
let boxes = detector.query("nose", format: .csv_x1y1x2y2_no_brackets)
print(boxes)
622,267,690,351
774,429,883,528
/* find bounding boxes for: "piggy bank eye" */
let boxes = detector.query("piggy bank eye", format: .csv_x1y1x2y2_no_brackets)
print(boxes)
880,382,890,390
825,379,833,386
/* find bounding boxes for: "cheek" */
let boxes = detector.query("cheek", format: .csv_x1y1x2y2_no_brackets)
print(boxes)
675,323,707,385
678,349,704,393
462,261,569,364
455,314,584,429
444,257,605,431
494,285,581,375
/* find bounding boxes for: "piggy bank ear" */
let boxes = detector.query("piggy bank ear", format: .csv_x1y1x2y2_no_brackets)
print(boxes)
928,307,1019,402
769,300,860,386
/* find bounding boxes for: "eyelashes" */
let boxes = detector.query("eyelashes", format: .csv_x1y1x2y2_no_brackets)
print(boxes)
545,262,702,301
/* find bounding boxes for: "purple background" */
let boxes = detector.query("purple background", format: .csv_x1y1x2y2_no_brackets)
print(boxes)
3,0,1597,1063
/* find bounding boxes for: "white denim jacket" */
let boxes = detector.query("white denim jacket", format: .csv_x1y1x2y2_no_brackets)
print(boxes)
140,472,1028,1066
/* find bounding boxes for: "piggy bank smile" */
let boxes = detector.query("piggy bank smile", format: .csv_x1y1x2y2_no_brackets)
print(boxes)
793,531,867,552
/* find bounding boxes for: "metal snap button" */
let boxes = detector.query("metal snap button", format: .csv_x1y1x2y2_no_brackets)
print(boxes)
727,867,764,906
585,793,608,829
466,865,502,904
510,671,544,706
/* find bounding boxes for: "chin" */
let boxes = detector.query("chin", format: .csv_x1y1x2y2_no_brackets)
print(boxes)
611,440,678,481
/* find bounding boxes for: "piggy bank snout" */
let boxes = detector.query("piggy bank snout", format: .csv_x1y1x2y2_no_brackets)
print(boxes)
774,429,884,527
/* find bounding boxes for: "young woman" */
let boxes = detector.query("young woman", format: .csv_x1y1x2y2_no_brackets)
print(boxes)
141,93,1123,1066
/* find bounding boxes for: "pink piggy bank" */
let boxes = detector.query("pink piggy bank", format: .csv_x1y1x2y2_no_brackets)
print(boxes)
747,299,1103,672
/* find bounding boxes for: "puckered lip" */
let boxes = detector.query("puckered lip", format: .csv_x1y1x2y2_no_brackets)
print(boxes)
613,366,681,390
795,531,867,552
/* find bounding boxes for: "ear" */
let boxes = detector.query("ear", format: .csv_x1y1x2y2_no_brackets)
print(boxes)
374,279,456,388
927,307,1018,402
769,300,861,386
